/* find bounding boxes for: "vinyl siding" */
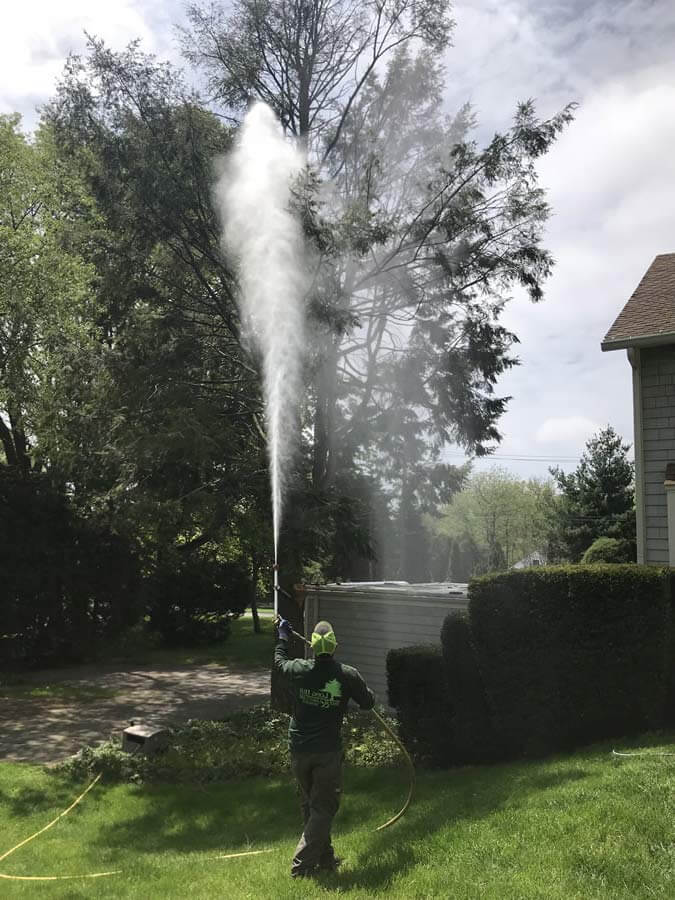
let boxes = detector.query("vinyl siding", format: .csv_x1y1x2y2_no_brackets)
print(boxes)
640,346,675,564
303,585,469,706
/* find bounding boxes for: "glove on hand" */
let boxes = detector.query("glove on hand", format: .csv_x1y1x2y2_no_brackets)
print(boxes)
277,617,292,641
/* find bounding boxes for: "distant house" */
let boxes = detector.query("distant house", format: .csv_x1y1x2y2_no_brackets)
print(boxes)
602,253,675,565
512,550,547,569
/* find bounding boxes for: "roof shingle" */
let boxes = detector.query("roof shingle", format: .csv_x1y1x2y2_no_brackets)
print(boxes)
602,253,675,350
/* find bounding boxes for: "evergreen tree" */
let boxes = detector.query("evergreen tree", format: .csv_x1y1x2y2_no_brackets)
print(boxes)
550,426,636,562
181,1,575,591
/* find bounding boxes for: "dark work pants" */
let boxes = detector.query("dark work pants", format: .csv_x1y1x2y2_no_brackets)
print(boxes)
290,750,342,873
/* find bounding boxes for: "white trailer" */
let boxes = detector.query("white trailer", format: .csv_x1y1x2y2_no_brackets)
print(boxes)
302,582,469,706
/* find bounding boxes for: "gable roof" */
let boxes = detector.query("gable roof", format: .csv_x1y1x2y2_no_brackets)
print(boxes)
602,253,675,351
512,550,547,569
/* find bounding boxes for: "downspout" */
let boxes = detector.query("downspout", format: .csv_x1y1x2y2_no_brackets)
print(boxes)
627,347,646,563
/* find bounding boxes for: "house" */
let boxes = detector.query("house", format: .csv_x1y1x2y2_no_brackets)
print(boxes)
602,253,675,564
512,550,547,569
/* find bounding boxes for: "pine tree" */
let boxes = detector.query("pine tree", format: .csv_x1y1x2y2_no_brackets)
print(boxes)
550,426,636,562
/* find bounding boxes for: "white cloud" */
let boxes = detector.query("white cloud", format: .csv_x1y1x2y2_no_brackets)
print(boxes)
0,0,185,128
2,0,673,481
536,416,601,445
440,0,675,477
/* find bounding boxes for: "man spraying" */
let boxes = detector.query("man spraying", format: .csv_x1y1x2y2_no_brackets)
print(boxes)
274,618,375,878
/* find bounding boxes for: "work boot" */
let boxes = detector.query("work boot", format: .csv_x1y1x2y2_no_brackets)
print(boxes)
317,854,342,872
291,867,316,879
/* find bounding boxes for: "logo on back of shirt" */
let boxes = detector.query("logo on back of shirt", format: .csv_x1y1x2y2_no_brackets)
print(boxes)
299,678,343,709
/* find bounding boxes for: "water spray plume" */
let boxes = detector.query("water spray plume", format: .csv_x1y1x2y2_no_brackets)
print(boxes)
215,102,307,613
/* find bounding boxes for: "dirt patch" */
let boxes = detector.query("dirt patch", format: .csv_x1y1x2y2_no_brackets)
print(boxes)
0,664,270,764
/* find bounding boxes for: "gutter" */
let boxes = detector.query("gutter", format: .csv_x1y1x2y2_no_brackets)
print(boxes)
601,330,675,352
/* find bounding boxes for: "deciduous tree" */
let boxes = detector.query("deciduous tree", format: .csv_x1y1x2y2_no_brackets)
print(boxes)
0,115,96,475
436,467,558,572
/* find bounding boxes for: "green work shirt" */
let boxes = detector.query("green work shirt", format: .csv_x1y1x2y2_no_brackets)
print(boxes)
274,641,375,753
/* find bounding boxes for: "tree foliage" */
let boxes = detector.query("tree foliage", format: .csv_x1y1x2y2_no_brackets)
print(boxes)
44,41,272,568
182,1,575,583
550,426,636,563
581,536,633,565
0,115,96,475
0,467,142,665
1,2,577,660
436,467,558,573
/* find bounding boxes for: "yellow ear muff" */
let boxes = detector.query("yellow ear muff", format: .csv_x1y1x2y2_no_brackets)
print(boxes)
311,630,337,654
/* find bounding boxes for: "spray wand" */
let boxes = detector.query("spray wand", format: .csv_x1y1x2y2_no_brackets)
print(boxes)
273,594,415,831
272,562,280,619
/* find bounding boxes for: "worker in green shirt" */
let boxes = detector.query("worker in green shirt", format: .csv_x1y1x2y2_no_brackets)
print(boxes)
274,618,375,878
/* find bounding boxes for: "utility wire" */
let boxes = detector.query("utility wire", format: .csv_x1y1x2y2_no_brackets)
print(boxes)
442,452,582,462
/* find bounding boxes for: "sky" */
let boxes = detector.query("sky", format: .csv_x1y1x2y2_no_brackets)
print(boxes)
2,0,674,481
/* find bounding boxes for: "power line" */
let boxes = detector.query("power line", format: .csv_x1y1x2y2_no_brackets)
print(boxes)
441,452,583,462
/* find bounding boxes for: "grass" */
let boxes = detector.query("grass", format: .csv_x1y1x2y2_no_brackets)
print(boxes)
0,681,119,703
1,613,275,697
1,732,674,898
109,612,275,669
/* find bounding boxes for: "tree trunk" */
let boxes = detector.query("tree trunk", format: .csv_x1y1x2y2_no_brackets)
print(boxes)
311,338,337,489
399,471,412,580
7,405,31,474
250,561,261,634
0,415,19,468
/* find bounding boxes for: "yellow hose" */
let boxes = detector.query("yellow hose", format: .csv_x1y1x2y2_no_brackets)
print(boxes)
0,772,271,881
371,709,416,831
3,624,414,881
0,773,121,881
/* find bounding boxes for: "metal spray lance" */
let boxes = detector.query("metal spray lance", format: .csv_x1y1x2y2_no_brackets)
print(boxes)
273,562,280,618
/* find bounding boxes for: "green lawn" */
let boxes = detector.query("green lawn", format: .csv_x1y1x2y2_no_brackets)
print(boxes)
113,613,275,669
1,733,674,898
0,615,275,695
0,681,119,702
1,614,274,708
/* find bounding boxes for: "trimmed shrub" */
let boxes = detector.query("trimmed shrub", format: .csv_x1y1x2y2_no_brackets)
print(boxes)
469,565,670,757
664,569,675,726
441,613,499,763
387,645,451,765
581,537,632,564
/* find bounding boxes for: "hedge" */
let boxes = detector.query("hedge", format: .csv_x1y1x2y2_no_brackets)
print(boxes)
469,565,671,757
386,645,451,765
664,569,675,726
441,613,498,763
